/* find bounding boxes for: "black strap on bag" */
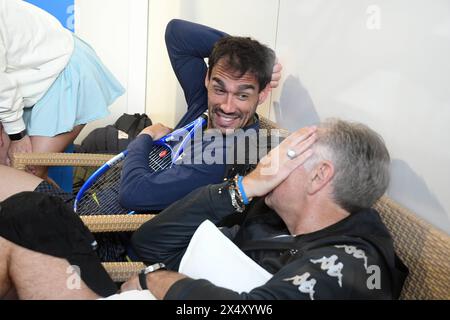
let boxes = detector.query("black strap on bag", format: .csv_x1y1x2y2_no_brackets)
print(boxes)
75,113,152,155
114,113,152,140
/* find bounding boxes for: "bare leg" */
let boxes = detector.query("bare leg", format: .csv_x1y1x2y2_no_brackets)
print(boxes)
0,165,42,201
30,124,85,179
0,237,100,300
0,124,10,166
0,237,12,298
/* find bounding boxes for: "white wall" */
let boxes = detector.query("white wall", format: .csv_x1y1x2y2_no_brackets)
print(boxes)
146,0,182,127
146,0,450,233
74,0,148,142
271,0,450,233
146,0,279,127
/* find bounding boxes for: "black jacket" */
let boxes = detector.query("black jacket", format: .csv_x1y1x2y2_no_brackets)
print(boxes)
132,183,408,300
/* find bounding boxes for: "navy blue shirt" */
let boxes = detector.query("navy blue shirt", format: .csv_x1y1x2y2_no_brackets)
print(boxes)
119,19,260,211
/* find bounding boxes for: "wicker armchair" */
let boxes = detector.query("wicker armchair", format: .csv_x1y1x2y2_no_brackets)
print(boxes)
11,117,450,299
374,197,450,299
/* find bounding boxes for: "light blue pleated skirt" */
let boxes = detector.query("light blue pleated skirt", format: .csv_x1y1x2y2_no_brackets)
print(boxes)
23,35,125,137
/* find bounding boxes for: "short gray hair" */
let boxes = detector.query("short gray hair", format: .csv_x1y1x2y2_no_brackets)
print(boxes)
305,119,390,212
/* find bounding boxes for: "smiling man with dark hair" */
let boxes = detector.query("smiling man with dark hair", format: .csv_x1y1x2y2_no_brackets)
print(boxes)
119,19,280,212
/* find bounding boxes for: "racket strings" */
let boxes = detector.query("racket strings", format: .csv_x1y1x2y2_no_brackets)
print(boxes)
77,145,174,215
77,165,125,215
148,145,173,171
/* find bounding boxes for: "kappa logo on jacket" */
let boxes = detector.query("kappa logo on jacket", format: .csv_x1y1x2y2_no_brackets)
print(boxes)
335,245,369,271
283,273,317,300
310,255,344,287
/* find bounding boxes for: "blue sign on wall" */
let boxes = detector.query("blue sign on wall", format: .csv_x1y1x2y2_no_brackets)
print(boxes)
24,0,75,31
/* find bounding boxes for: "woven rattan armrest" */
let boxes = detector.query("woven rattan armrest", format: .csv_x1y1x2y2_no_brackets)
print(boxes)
11,152,114,170
81,214,155,233
102,262,146,283
374,196,450,300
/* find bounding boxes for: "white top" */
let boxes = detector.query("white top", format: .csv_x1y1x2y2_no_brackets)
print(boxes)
0,0,74,134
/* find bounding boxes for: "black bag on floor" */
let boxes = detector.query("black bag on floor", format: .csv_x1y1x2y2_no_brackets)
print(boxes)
75,113,152,154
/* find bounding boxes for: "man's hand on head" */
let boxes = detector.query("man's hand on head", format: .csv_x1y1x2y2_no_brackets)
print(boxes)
270,60,283,89
139,123,172,140
242,126,317,199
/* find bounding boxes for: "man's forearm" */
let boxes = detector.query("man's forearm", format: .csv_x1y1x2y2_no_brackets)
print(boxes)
146,270,187,300
131,182,238,268
165,19,227,128
166,19,227,66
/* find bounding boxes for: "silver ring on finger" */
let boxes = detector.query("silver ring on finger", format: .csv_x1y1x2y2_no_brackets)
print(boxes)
287,148,297,160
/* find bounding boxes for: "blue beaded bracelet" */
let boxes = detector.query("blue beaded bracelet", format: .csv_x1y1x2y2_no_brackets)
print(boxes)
237,175,250,205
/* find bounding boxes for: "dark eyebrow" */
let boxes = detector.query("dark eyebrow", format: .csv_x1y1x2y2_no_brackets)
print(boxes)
237,84,256,91
212,77,226,88
212,77,256,92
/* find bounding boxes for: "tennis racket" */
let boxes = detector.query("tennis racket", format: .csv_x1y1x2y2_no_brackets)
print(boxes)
74,112,208,215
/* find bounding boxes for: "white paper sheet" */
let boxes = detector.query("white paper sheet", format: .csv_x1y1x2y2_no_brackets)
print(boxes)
179,220,272,293
101,290,156,300
104,220,272,300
